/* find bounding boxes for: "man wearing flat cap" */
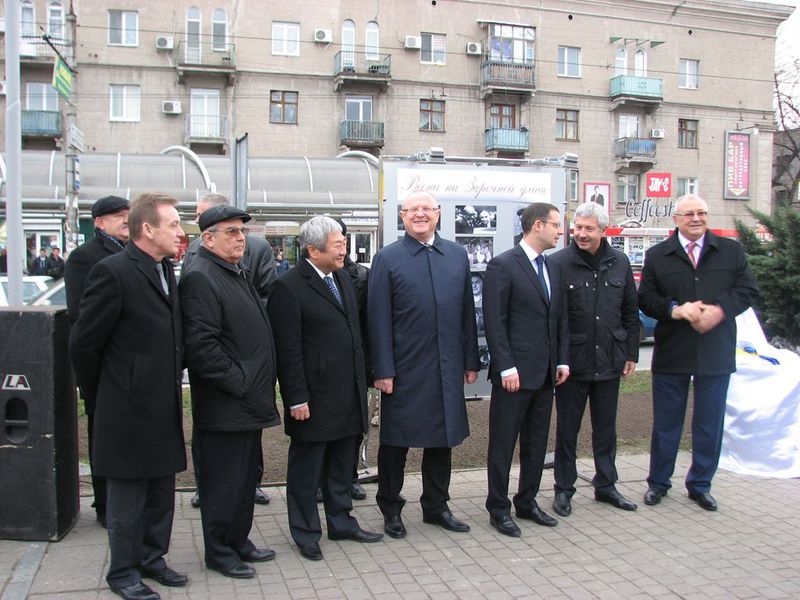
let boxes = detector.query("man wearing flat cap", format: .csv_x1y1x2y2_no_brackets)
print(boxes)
179,205,282,579
65,194,130,528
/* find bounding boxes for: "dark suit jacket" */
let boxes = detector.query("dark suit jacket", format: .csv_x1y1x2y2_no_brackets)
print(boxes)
638,229,758,375
64,231,125,324
483,245,569,390
268,258,368,443
69,241,186,479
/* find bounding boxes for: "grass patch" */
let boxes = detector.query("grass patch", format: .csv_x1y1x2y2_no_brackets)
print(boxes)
620,370,651,394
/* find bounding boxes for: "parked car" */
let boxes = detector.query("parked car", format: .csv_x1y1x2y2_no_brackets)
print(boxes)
0,276,53,306
639,310,656,343
29,278,67,307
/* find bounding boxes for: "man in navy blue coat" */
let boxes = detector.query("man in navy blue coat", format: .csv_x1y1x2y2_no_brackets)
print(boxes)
369,191,480,539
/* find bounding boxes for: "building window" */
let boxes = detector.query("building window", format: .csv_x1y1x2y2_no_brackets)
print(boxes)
617,174,639,205
109,84,141,121
270,91,298,124
618,114,639,138
568,170,579,203
341,19,356,69
556,109,579,140
345,95,372,122
421,33,446,65
557,46,581,77
185,6,201,63
489,104,515,129
365,21,380,60
487,23,535,64
615,47,627,76
26,82,58,111
272,21,300,56
47,1,64,39
678,119,698,148
679,59,699,89
20,0,35,38
108,10,138,46
419,100,445,132
212,9,228,51
677,177,699,197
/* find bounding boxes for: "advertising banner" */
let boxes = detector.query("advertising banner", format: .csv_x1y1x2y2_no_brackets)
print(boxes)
724,131,751,200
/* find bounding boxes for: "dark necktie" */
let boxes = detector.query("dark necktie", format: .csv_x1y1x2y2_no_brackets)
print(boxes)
324,275,343,305
535,254,550,302
156,264,169,295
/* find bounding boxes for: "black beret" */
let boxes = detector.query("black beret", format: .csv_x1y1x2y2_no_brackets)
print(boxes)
198,205,252,232
91,195,129,219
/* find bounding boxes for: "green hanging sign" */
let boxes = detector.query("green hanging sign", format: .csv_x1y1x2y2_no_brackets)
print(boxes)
52,56,73,100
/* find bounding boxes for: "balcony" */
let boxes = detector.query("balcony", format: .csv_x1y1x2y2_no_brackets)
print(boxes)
485,128,529,153
339,120,384,148
613,137,657,172
609,75,663,112
184,114,228,148
176,41,236,84
334,52,391,91
19,37,73,66
21,110,62,137
480,61,535,98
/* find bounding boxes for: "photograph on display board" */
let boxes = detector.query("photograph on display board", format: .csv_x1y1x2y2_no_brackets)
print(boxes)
584,182,611,222
479,345,491,370
471,273,484,307
455,205,497,233
475,306,485,336
456,237,493,271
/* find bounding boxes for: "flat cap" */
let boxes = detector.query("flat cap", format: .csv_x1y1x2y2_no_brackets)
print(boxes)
199,205,252,232
91,195,129,219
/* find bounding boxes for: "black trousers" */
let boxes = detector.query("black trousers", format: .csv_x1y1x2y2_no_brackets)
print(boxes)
554,378,621,495
485,382,554,518
195,429,262,569
287,435,360,546
105,474,176,590
191,431,264,495
87,412,107,516
376,444,452,518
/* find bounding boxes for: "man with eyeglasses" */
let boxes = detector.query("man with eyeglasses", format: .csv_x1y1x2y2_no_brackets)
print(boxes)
638,194,758,512
183,193,276,507
369,191,480,539
483,202,569,537
179,205,281,579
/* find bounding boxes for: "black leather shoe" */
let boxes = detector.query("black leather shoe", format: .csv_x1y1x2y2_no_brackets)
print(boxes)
644,487,668,506
329,527,383,543
350,482,367,500
595,489,638,511
516,501,558,527
552,491,572,517
240,547,276,562
254,488,270,505
140,566,188,587
190,492,200,508
423,510,470,532
490,514,521,537
206,561,256,579
384,515,406,539
688,491,718,511
112,582,160,600
298,542,323,561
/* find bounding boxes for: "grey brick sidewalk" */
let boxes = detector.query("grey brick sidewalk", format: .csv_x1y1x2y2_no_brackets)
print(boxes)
2,452,799,599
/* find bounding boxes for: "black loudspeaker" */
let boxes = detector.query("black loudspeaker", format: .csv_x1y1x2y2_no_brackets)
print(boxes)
0,307,79,541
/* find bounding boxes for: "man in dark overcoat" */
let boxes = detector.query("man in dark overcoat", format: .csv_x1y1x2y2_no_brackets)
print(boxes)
64,194,129,527
639,194,758,511
269,216,381,562
368,191,480,539
483,202,570,537
70,193,187,600
45,246,65,279
549,201,640,518
180,205,281,579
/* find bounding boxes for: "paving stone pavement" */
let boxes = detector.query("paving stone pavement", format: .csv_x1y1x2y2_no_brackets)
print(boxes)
2,452,799,600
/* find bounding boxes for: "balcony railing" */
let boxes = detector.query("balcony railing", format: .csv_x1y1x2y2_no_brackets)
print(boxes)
480,60,535,91
609,75,663,100
339,120,384,146
485,128,529,152
614,137,657,159
334,51,391,77
184,114,228,140
21,110,62,137
177,41,236,69
19,36,73,62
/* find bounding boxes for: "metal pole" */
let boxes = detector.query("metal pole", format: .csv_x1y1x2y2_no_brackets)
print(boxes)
4,0,24,306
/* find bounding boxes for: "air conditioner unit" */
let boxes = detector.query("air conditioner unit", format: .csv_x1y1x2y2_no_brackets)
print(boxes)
650,128,666,139
161,100,182,115
404,35,421,50
19,41,37,57
0,81,6,96
155,35,174,50
465,42,481,56
314,29,333,43
0,18,6,33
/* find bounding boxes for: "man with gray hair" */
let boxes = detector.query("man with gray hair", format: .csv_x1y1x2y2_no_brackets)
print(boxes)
268,216,380,562
549,202,640,518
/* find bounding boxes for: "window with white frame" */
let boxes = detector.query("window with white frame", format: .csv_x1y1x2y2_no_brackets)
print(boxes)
109,84,141,121
21,0,36,37
487,23,535,64
341,20,356,69
615,47,627,76
272,21,300,56
634,49,646,77
421,33,446,65
366,21,380,60
108,10,138,46
26,83,58,112
679,59,699,89
677,177,699,197
617,174,639,205
618,114,639,138
185,6,201,63
47,1,64,38
345,95,372,122
568,170,579,203
212,9,228,51
557,46,581,77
